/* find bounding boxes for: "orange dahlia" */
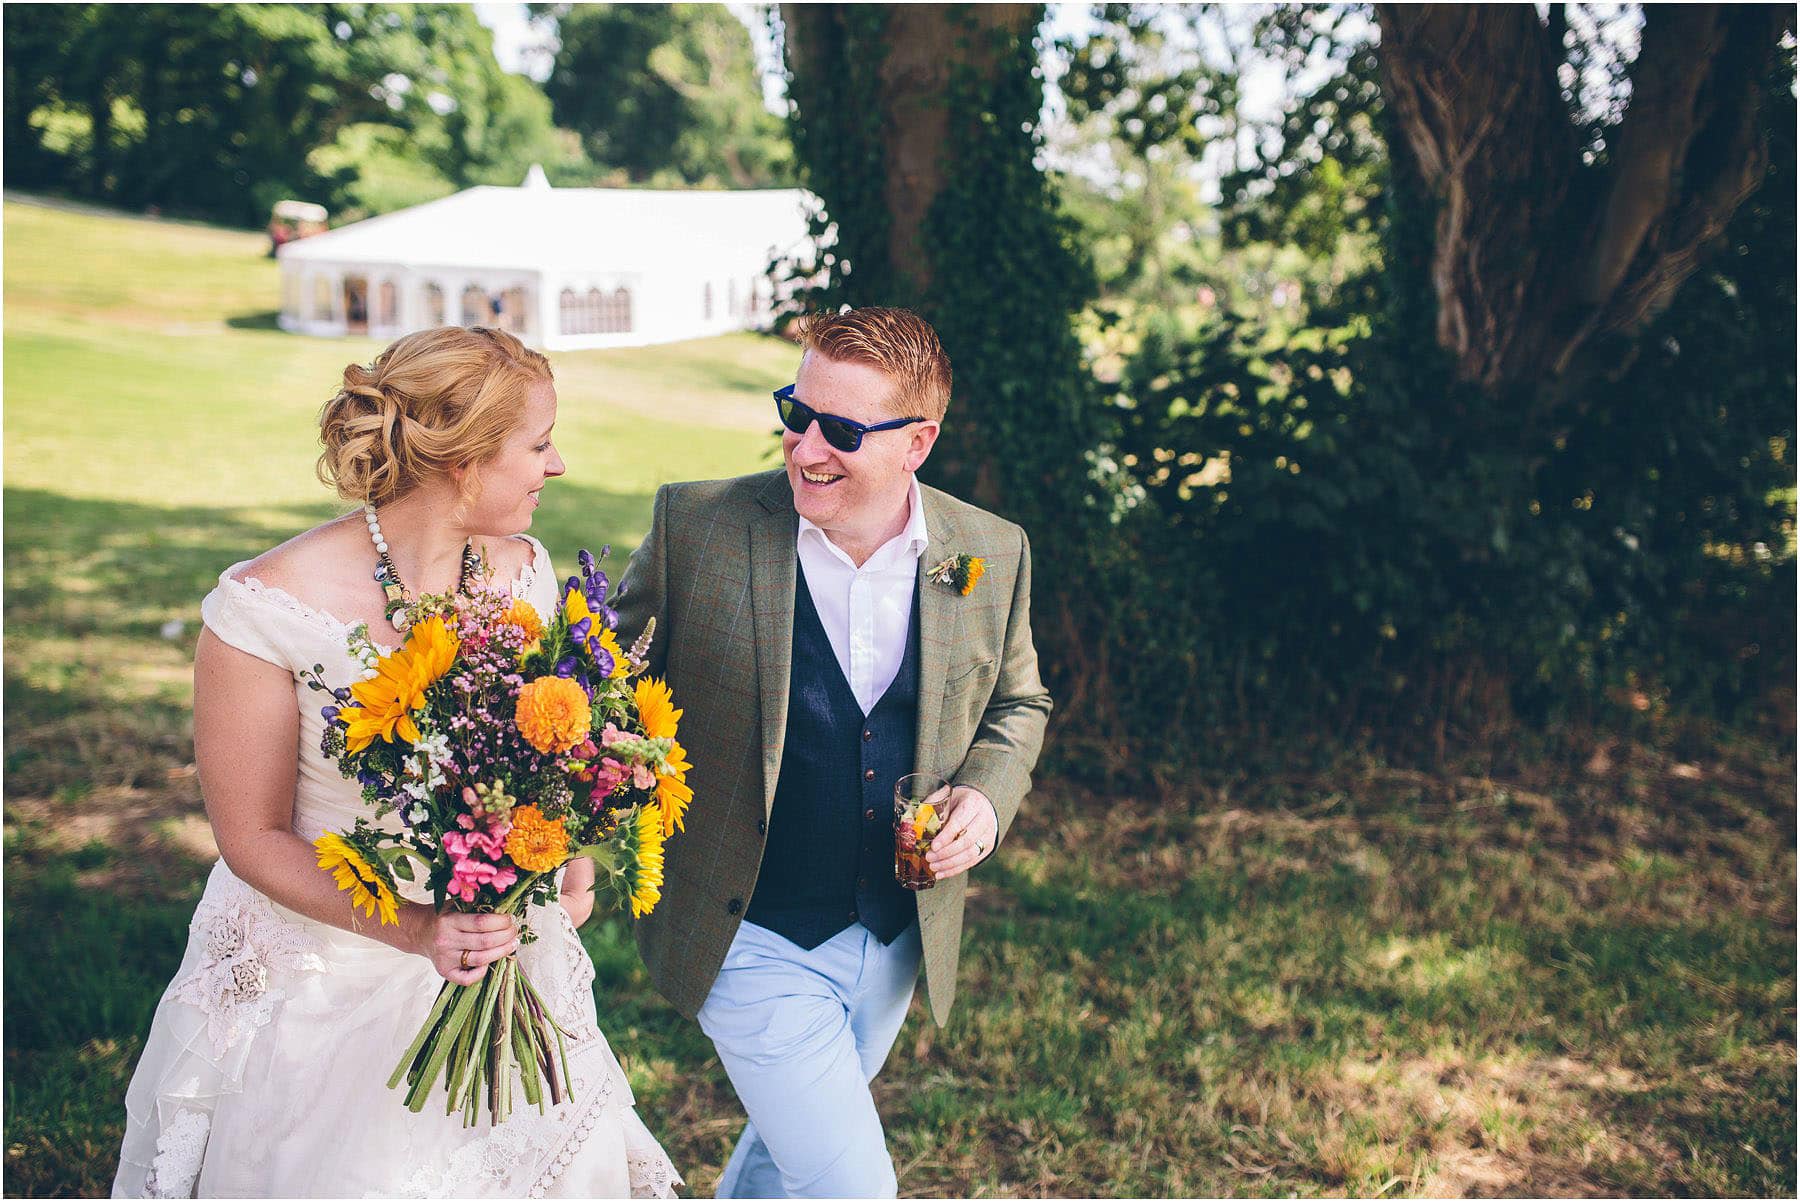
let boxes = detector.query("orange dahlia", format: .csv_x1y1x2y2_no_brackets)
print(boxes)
515,675,591,754
504,599,544,655
503,804,568,873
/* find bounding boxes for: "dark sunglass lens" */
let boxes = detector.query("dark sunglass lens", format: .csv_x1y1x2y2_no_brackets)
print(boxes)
818,417,862,453
777,396,810,435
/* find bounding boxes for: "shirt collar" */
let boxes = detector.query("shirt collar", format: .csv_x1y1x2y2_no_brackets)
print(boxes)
798,475,930,567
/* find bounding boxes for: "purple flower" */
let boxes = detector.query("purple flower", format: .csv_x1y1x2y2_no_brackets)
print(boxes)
578,548,596,575
555,656,578,677
320,705,339,721
592,648,615,678
569,616,591,644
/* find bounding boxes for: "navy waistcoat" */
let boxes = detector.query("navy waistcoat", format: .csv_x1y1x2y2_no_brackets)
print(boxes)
746,560,920,949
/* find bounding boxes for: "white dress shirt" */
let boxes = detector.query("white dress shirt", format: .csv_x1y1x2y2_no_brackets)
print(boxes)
796,475,930,715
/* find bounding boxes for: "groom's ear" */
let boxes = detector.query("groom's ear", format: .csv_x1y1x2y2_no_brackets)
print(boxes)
905,421,941,473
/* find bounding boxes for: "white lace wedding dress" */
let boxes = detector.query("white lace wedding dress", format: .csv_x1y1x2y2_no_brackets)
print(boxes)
113,537,682,1198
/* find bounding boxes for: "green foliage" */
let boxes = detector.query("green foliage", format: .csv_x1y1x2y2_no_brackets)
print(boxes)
3,4,594,227
1094,14,1796,751
539,3,792,188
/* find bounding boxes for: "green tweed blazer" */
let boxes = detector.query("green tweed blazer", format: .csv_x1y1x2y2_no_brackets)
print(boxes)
611,469,1052,1026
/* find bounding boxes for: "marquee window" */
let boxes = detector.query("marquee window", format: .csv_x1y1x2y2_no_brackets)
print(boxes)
460,285,487,327
500,287,527,334
559,286,633,335
377,281,398,328
603,287,632,333
424,284,445,326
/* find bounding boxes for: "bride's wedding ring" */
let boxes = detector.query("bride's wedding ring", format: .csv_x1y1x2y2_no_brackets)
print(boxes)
459,949,472,970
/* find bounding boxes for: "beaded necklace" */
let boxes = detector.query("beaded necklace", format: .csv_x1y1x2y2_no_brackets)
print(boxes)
362,503,481,633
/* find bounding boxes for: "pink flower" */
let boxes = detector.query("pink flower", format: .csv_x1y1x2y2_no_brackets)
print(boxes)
632,763,656,791
588,757,629,808
600,723,631,747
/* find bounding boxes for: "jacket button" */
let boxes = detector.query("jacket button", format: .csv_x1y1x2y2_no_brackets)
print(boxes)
864,769,876,782
848,909,858,922
857,876,867,890
727,898,743,915
863,729,874,742
756,818,767,836
864,808,876,821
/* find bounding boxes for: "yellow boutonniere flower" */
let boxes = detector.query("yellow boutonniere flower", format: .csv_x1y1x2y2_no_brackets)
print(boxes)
927,553,986,595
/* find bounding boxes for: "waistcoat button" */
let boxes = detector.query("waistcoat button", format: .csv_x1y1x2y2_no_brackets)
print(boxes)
863,769,876,782
727,898,743,915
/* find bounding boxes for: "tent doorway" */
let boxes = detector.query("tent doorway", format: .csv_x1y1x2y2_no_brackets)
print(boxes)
343,277,369,334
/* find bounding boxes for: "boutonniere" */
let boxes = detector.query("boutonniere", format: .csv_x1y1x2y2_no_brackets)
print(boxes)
927,553,986,596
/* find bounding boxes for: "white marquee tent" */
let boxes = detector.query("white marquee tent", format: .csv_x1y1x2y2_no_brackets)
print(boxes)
277,167,813,350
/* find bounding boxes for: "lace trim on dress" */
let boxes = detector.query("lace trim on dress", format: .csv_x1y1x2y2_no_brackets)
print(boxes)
224,535,547,654
140,1108,209,1199
168,870,326,1058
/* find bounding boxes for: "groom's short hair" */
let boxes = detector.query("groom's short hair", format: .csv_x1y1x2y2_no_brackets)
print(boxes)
798,307,953,422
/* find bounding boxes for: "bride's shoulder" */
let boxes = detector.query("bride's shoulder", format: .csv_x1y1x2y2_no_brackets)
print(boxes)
226,515,368,610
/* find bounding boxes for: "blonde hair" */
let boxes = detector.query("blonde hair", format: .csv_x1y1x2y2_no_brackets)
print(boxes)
798,307,953,421
317,326,553,507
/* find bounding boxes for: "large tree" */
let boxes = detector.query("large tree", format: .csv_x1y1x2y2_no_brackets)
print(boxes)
539,3,791,187
3,3,572,225
1375,4,1790,413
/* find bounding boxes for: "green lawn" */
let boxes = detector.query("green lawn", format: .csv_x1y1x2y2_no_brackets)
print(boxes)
5,197,1795,1198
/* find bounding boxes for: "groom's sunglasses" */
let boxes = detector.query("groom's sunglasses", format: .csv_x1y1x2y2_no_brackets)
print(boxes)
774,384,926,454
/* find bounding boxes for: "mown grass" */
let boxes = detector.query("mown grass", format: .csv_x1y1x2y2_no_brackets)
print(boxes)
5,197,1796,1198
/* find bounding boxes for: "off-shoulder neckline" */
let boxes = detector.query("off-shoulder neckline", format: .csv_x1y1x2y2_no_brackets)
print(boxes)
217,535,549,653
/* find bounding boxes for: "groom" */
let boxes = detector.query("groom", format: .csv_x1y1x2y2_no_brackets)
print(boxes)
613,306,1051,1197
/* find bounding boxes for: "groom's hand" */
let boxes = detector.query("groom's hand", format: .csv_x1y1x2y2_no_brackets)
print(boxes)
924,786,999,882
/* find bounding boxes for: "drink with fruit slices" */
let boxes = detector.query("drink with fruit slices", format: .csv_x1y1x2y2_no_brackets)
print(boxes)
894,772,951,890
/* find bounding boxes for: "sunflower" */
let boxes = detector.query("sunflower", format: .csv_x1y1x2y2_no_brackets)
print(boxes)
565,587,629,678
504,599,544,656
338,614,459,753
314,831,399,925
515,675,591,754
655,741,692,837
960,556,987,596
633,677,682,741
503,804,569,872
622,804,665,918
633,677,691,835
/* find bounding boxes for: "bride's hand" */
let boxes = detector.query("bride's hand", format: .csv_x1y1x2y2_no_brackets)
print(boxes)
416,910,519,985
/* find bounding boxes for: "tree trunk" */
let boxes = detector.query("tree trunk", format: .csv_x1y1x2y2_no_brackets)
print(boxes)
1375,3,1786,408
781,3,1038,297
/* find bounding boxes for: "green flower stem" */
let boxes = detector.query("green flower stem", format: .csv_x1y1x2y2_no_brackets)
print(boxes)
388,979,456,1090
404,972,486,1113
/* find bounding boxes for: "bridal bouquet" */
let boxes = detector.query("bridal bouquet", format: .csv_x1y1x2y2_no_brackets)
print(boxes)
301,548,691,1126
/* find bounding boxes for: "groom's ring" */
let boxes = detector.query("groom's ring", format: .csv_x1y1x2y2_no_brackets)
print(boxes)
459,949,472,970
976,841,987,857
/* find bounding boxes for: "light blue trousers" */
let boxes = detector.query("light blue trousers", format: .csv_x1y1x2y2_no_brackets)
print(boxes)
697,919,924,1198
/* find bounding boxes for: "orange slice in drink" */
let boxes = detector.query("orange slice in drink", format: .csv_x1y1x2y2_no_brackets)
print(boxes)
912,802,938,837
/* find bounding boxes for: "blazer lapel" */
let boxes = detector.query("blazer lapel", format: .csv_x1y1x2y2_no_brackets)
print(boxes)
913,486,962,780
750,474,798,817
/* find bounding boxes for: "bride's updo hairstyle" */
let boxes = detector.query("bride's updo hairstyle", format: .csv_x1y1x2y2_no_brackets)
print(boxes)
317,326,554,507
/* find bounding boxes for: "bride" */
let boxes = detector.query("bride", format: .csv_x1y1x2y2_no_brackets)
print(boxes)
113,327,681,1198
